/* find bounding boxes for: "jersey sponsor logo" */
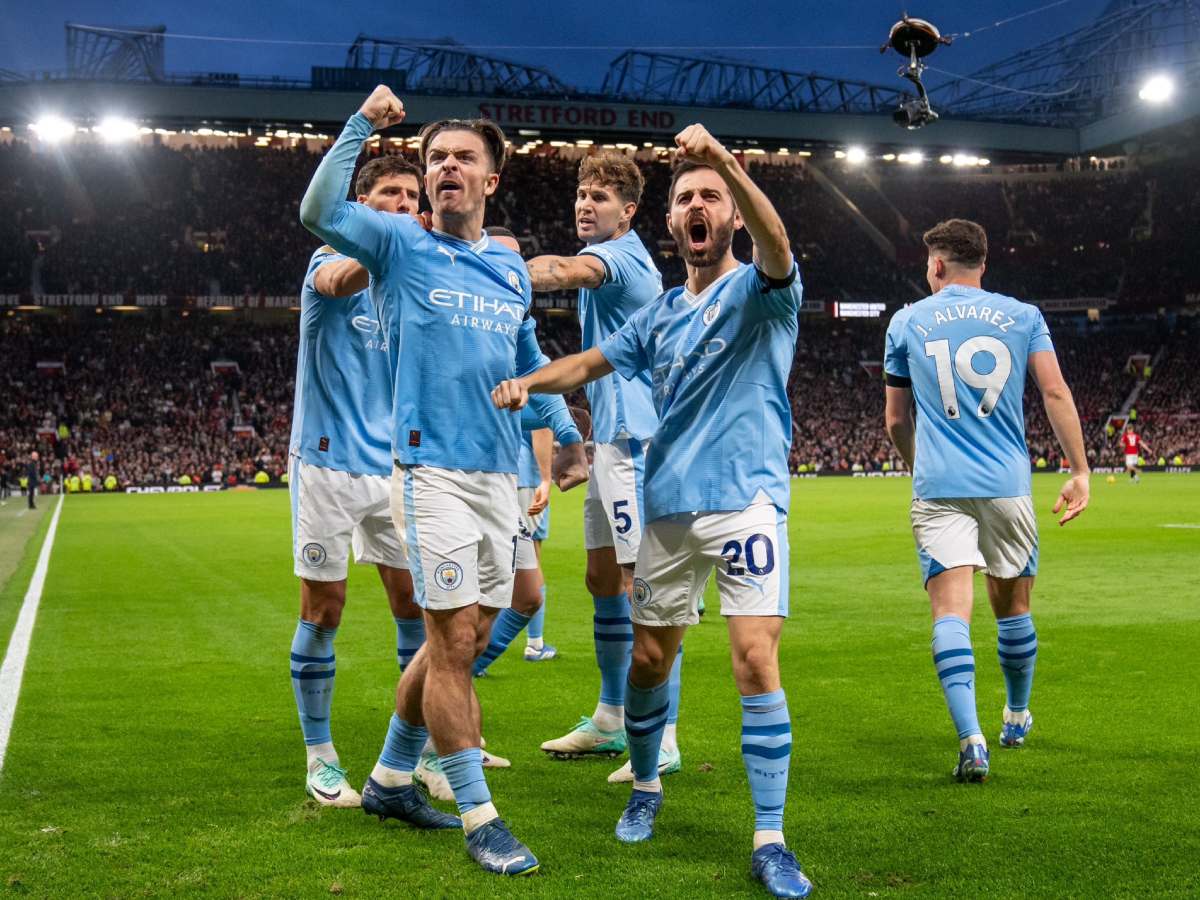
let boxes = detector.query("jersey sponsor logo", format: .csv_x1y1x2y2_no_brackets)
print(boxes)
302,543,327,567
702,300,721,326
351,315,382,334
434,561,464,591
427,288,524,322
632,577,652,609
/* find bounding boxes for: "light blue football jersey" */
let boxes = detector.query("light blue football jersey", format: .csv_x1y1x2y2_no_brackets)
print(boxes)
300,113,579,473
289,248,392,477
599,262,801,522
578,230,661,443
883,284,1054,500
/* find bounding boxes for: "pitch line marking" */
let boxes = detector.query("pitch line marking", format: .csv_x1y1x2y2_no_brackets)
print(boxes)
1159,524,1200,529
0,494,64,772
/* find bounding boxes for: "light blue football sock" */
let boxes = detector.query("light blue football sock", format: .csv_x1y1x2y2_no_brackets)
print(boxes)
472,608,532,676
625,679,669,785
395,615,425,671
667,644,683,725
933,615,982,740
439,747,491,814
527,586,547,642
741,689,791,832
290,619,337,746
594,594,633,707
996,613,1037,712
378,712,427,773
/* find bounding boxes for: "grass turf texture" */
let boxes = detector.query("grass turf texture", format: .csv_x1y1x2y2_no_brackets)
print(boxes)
0,477,1196,898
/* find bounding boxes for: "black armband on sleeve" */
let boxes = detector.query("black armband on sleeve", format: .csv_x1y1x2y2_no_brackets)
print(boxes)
885,373,912,388
756,265,798,291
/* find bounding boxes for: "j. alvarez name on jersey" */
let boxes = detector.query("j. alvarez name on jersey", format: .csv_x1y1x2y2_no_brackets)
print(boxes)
912,302,1018,339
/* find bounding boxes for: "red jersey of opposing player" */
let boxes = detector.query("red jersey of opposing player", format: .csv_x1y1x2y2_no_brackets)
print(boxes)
1121,431,1141,455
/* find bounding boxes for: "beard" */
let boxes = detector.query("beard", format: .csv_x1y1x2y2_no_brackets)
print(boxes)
672,212,736,267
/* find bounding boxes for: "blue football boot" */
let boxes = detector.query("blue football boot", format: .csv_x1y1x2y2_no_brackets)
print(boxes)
615,788,662,843
751,843,813,898
360,777,461,829
953,741,990,782
464,818,540,875
999,707,1033,748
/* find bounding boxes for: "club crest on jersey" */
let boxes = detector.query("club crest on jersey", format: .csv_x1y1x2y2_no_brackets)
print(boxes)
507,270,521,292
632,577,652,608
702,300,721,326
351,315,381,334
434,561,464,591
302,543,327,568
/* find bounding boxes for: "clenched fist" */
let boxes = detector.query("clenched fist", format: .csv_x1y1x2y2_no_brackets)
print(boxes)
359,85,406,130
674,123,733,169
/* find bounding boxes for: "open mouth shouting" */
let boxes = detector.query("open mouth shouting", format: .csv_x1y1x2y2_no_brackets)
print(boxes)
437,177,463,200
686,216,709,253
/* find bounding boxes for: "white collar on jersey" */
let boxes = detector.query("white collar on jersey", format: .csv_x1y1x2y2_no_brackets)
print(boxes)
433,229,490,254
681,265,739,308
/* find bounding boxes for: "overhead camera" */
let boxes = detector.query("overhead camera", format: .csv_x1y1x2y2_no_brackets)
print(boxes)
881,16,951,130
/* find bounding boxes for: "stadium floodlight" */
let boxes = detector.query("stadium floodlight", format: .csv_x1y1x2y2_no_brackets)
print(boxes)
977,157,991,167
952,153,978,167
95,117,139,143
1138,74,1175,104
846,146,868,164
939,154,953,164
31,115,75,143
899,151,925,165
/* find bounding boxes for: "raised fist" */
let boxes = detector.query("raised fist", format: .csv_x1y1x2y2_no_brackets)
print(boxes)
359,85,405,130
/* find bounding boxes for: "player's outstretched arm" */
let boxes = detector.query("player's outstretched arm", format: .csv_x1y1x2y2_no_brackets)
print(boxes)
313,255,370,298
884,386,916,472
674,124,792,279
1030,350,1090,525
526,254,607,292
493,348,613,411
299,85,405,272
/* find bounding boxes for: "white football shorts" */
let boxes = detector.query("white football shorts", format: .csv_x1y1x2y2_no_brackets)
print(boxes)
289,455,407,582
910,495,1039,585
631,494,789,627
1124,453,1139,468
391,464,518,611
515,486,546,572
583,437,648,566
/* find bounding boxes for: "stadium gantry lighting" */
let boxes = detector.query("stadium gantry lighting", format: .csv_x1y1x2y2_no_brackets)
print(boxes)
1138,74,1175,104
977,157,991,167
95,117,139,143
939,153,953,164
846,146,868,164
31,115,75,143
898,151,925,165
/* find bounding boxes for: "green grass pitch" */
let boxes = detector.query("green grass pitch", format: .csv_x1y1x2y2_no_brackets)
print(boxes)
0,476,1196,897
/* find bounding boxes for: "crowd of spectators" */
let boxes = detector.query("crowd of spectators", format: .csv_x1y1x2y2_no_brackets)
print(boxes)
3,136,1199,487
2,310,1196,491
3,138,1200,309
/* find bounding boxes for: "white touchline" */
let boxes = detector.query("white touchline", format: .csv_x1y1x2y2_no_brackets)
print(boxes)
0,494,65,773
1160,524,1200,529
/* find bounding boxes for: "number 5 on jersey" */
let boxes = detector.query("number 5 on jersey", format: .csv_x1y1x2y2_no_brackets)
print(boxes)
924,336,1012,419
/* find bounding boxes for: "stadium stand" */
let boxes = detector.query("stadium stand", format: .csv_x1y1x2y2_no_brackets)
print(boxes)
1,138,1198,486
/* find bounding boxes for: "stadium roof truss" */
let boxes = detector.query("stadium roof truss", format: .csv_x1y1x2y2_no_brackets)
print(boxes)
65,23,166,82
601,51,911,114
344,35,570,98
931,0,1200,126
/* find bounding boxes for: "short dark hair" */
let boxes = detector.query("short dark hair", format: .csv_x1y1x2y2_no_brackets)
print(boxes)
418,118,508,174
668,159,717,204
579,152,645,206
923,218,988,268
355,156,420,197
